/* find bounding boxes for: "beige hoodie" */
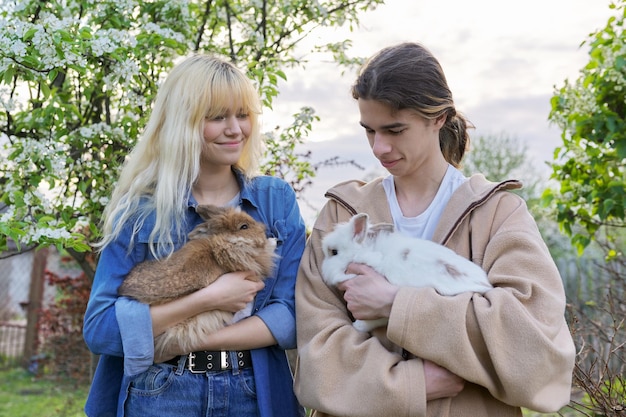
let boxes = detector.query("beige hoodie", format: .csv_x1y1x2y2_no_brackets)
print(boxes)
294,174,575,417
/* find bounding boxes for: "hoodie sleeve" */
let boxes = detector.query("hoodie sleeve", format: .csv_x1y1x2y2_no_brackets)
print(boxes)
294,203,428,417
387,192,575,412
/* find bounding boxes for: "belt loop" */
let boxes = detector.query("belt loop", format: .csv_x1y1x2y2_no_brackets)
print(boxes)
230,351,240,375
174,355,186,376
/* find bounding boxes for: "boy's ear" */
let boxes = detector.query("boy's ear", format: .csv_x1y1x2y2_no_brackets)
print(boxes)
434,114,446,130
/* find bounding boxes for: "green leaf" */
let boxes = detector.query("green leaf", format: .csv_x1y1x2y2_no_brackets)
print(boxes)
2,66,15,85
23,27,37,41
40,81,51,98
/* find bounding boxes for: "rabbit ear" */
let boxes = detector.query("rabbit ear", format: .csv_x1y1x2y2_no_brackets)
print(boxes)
188,222,212,240
196,204,223,221
351,213,369,244
368,223,394,239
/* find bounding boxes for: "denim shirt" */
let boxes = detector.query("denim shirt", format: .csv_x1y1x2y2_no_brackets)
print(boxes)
83,171,306,417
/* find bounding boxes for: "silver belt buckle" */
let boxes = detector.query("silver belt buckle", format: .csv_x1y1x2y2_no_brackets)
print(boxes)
187,352,203,374
220,351,229,370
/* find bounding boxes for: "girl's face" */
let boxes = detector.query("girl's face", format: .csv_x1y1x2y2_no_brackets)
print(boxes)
201,107,252,167
357,99,444,178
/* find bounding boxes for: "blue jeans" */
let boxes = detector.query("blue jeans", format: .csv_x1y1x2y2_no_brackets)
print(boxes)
124,354,259,417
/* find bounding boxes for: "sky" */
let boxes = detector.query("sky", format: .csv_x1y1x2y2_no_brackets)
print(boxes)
263,0,617,225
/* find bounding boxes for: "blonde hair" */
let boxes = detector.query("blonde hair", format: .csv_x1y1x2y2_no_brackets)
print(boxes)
98,54,263,257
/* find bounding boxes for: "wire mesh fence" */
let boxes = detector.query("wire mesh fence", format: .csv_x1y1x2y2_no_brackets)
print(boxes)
0,243,33,368
0,245,82,369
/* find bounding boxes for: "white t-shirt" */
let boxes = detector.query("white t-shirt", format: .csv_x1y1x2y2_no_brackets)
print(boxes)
382,165,467,240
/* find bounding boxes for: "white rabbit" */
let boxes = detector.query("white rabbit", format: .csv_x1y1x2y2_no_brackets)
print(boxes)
321,213,492,332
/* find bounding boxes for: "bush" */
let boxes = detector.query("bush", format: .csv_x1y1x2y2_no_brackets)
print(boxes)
37,270,92,385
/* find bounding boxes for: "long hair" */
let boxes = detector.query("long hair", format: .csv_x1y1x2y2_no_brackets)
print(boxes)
351,42,472,167
98,54,263,257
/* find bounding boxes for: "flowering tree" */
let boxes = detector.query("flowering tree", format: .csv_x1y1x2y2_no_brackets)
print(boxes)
0,0,382,278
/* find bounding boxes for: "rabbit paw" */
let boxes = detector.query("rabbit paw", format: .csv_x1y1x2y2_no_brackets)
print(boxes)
353,318,388,332
325,273,358,286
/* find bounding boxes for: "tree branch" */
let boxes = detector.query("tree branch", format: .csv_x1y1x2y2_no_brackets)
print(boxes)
194,0,214,51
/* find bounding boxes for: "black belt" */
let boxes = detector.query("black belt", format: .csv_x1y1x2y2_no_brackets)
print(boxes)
166,350,252,373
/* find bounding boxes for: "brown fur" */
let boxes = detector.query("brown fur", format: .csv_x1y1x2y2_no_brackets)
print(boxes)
118,204,277,358
440,260,464,279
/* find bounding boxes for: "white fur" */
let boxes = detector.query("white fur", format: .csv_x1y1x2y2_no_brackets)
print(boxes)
321,213,493,332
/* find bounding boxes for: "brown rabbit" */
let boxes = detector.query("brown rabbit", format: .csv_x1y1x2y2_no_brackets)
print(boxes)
118,204,277,358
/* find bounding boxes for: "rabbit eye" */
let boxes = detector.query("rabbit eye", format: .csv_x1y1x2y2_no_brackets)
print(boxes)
330,249,338,256
240,223,249,230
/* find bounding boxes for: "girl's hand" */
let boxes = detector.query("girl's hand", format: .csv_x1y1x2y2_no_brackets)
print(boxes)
197,271,265,313
337,263,399,320
151,271,264,343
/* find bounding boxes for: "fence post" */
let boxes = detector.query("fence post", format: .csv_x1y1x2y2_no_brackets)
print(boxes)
22,246,48,367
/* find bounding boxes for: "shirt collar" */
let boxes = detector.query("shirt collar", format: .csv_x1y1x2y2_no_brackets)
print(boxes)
185,168,259,210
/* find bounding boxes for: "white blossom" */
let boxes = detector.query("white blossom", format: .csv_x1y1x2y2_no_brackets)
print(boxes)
71,218,91,233
0,206,15,223
10,40,27,57
103,59,140,86
142,22,186,44
29,226,73,242
0,87,19,112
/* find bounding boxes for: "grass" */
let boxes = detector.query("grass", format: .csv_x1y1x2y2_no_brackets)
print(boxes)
0,367,89,417
0,365,587,417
